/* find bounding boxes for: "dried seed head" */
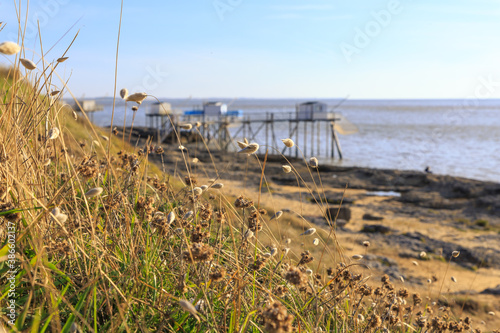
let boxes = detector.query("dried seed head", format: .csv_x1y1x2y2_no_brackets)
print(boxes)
427,279,432,284
451,276,457,283
300,228,316,236
488,311,496,316
244,229,254,239
270,247,278,256
126,92,147,104
281,138,294,148
200,185,208,191
362,240,370,247
237,143,259,154
179,299,199,320
167,211,175,225
180,123,193,130
194,121,201,127
262,302,294,333
283,247,290,256
211,183,224,189
55,213,68,224
57,57,69,63
72,111,78,120
183,211,194,220
284,238,291,244
237,141,248,149
120,88,128,99
85,187,103,198
50,90,60,96
452,251,460,258
262,252,272,258
282,165,292,173
412,261,419,266
101,135,109,141
0,41,21,55
312,238,320,246
193,187,203,196
305,269,313,275
352,254,363,260
43,158,51,166
192,157,199,164
419,251,427,258
51,207,61,217
20,58,36,70
309,157,319,168
270,211,283,221
47,127,60,140
131,106,138,111
178,145,187,151
399,276,405,283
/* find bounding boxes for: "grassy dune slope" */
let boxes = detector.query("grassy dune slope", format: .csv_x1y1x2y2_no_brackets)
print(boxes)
0,44,496,333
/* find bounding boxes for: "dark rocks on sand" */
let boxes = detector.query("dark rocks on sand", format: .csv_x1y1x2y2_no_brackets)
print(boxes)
362,213,384,221
326,205,351,222
480,285,500,295
361,224,393,234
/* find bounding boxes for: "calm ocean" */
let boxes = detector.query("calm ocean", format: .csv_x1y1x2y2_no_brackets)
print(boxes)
84,98,500,183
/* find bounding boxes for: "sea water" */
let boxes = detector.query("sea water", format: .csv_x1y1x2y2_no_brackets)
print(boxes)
84,98,500,183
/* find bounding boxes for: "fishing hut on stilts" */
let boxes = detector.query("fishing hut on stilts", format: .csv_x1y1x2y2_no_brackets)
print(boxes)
148,101,356,159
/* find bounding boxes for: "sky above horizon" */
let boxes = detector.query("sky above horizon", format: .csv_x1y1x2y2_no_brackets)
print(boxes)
2,0,500,99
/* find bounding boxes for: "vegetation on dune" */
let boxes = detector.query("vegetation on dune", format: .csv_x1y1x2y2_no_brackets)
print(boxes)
0,14,496,333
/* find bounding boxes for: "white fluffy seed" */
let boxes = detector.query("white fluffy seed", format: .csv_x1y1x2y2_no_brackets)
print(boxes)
0,41,21,55
452,251,460,258
309,157,319,168
167,211,175,225
313,238,320,246
180,123,193,130
126,92,147,104
85,187,103,198
300,228,316,236
281,138,294,148
351,254,363,260
47,127,60,140
211,183,224,189
270,211,283,221
179,299,199,320
282,165,292,173
237,143,259,154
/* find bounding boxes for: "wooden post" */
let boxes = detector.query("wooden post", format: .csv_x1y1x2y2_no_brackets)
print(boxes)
265,112,269,149
295,120,299,158
303,120,307,157
317,121,320,157
330,122,334,158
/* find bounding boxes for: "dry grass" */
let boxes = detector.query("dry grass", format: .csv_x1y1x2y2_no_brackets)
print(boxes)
0,10,496,333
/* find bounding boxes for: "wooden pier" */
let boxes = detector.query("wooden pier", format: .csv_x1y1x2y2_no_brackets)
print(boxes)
146,112,344,159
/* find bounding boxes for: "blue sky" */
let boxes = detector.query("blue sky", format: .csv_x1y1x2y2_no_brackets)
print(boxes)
2,0,500,99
